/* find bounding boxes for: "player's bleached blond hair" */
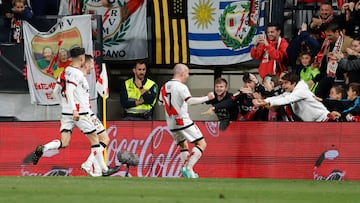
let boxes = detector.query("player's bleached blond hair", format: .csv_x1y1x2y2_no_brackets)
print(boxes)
173,63,188,75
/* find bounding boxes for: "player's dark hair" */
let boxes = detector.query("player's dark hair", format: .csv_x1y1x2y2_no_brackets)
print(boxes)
70,47,85,58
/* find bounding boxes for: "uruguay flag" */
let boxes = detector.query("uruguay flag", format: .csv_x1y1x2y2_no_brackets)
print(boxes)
188,0,265,65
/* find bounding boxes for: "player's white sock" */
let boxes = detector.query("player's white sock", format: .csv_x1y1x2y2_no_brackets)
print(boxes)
84,152,95,167
93,158,101,173
179,149,190,166
91,145,108,173
186,146,203,171
91,142,106,160
87,143,106,173
43,139,61,151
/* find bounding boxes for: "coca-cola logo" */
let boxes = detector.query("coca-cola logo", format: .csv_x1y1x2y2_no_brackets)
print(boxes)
106,125,182,177
19,123,218,177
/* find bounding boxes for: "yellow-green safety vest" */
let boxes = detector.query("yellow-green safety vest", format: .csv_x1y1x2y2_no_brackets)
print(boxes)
124,78,157,114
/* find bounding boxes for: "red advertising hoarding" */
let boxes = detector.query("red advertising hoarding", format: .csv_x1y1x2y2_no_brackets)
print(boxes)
0,121,359,180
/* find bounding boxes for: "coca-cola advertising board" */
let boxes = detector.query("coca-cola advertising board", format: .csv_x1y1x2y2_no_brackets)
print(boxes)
1,121,360,180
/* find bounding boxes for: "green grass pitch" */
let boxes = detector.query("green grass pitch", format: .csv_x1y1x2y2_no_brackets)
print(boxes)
0,177,359,203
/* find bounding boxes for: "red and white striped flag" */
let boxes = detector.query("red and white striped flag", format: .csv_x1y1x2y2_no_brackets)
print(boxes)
96,63,109,99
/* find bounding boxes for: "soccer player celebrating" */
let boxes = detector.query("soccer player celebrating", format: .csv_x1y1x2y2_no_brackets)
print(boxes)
32,48,110,176
158,63,215,178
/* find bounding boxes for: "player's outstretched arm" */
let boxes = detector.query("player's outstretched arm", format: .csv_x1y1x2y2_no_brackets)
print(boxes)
187,92,214,105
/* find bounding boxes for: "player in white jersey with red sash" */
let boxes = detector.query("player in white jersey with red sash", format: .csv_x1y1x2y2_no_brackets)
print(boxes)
32,54,113,176
31,47,109,175
63,47,109,175
159,63,214,178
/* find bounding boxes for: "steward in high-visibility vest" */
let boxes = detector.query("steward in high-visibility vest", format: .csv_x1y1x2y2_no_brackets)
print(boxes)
120,61,158,120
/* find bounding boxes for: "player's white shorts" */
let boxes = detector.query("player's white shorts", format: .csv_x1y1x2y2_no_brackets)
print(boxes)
90,114,106,135
60,113,96,134
170,123,204,144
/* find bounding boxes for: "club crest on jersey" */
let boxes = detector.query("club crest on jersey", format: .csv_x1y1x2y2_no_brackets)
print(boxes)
84,0,130,47
219,1,257,50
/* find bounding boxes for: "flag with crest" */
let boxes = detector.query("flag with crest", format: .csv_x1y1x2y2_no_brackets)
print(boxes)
188,0,265,65
83,0,147,60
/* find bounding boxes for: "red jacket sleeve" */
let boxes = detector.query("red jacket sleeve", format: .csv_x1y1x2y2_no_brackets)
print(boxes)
264,39,289,72
250,44,266,60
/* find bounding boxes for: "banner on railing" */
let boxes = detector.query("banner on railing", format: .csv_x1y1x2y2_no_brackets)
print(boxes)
23,15,95,105
1,121,360,180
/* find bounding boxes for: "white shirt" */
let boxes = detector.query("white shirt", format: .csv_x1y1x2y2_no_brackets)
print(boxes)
53,73,73,114
65,66,91,113
265,80,329,121
159,79,193,130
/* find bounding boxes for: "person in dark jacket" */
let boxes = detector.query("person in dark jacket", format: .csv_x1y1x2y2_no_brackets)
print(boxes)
338,1,360,38
10,0,33,42
287,23,320,74
0,0,12,42
313,23,353,99
309,1,340,45
323,83,360,121
203,72,268,122
12,0,32,21
205,77,238,130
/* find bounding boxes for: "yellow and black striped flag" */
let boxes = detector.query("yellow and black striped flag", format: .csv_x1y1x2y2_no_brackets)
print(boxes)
152,0,188,65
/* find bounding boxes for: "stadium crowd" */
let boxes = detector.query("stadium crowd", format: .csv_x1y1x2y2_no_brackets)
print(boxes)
201,1,360,124
213,1,360,123
1,0,360,123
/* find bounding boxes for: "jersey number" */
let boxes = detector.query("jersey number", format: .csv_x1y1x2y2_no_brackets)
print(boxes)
161,87,178,116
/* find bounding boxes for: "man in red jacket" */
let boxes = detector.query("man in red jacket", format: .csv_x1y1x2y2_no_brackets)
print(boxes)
250,23,289,81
